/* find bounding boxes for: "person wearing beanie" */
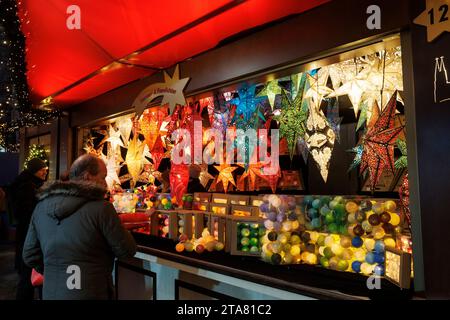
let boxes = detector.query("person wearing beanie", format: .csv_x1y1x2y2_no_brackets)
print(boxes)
9,157,48,300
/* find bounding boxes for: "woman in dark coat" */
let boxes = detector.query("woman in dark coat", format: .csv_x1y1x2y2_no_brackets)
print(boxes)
9,158,48,300
22,154,136,300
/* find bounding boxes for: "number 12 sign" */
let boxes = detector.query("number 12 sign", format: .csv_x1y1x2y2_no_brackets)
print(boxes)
414,0,450,42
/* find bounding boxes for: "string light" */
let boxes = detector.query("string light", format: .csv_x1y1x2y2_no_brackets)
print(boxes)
0,0,59,152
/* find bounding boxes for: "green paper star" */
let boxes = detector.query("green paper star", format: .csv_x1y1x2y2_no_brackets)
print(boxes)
256,80,282,111
275,87,309,159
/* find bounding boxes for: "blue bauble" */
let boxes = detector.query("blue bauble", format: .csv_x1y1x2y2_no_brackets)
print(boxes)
365,252,375,264
277,213,287,223
267,211,277,222
352,261,362,273
374,253,385,264
260,203,270,213
374,241,385,253
374,265,384,276
351,237,363,248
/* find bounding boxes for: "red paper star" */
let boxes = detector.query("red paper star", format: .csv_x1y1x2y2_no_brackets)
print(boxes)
237,162,265,191
360,91,404,190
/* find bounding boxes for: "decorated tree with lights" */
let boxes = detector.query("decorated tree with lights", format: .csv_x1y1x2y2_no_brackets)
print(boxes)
24,144,48,169
0,0,59,152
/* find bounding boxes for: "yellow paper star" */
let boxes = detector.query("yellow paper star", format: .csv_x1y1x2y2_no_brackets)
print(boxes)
414,0,450,42
125,137,145,189
213,164,237,193
133,64,190,116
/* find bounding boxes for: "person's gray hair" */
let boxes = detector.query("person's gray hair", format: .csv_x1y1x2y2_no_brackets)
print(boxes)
69,154,101,180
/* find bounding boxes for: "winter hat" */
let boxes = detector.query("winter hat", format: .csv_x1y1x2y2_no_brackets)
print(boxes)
27,158,48,174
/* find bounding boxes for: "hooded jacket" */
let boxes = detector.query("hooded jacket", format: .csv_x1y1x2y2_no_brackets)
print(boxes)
22,180,137,300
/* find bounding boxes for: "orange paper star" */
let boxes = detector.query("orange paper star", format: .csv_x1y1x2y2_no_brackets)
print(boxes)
213,164,238,193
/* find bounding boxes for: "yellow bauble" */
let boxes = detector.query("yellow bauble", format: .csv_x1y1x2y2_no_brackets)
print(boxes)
331,243,343,256
364,238,376,251
161,198,168,205
306,253,318,265
278,234,288,245
340,236,352,248
372,226,385,240
284,253,294,264
283,243,292,252
347,213,356,224
291,220,300,230
354,248,366,262
290,244,301,256
301,252,310,262
345,201,359,214
384,238,396,248
384,200,397,211
309,231,318,243
390,213,401,226
325,235,335,247
341,248,353,260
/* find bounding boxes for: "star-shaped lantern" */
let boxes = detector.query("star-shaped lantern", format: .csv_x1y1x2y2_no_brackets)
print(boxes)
230,85,266,122
140,107,167,151
394,139,408,169
256,80,282,111
275,75,309,159
305,68,334,106
133,65,189,116
304,98,336,183
326,98,343,143
237,162,265,191
116,117,133,147
105,125,125,152
213,164,238,193
360,91,404,190
125,136,146,189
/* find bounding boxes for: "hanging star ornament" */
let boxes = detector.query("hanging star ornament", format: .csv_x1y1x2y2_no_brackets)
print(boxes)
304,98,336,182
414,0,450,42
133,65,189,116
213,164,238,193
395,138,408,169
237,162,265,191
230,85,266,122
360,91,405,190
116,117,133,147
260,164,281,193
125,136,146,189
101,153,122,191
275,73,309,159
256,80,282,110
305,68,334,106
326,98,343,143
105,125,125,152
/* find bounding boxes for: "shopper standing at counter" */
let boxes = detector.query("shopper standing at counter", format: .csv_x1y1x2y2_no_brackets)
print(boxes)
8,158,48,300
22,154,137,300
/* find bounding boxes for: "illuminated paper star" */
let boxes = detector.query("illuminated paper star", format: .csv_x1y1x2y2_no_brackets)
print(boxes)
414,0,450,42
150,135,167,171
116,117,133,147
230,85,266,122
360,91,404,190
256,80,282,110
105,125,124,152
140,107,167,151
237,162,265,191
260,164,281,194
275,74,309,159
327,77,371,117
213,164,238,193
125,136,145,189
305,99,336,182
133,65,189,116
101,153,122,191
305,68,334,106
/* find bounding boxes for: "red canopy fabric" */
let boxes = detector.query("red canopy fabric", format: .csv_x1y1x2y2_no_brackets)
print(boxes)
18,0,329,107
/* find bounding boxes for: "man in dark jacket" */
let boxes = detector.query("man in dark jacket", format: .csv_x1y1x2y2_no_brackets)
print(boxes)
22,154,137,300
9,158,48,300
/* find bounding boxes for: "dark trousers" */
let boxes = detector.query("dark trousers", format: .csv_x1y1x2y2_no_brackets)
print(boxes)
15,243,42,300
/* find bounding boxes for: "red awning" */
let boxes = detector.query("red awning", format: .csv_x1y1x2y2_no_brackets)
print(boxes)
18,0,330,107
